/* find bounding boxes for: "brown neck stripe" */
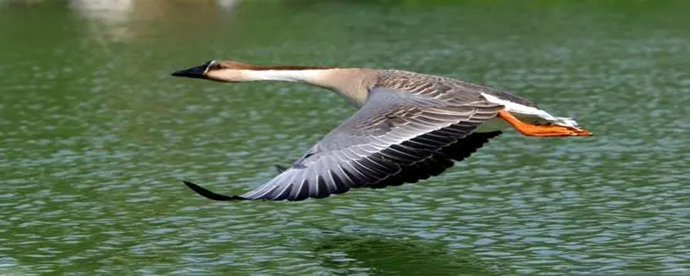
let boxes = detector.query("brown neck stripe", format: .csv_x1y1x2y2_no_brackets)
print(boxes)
223,61,333,70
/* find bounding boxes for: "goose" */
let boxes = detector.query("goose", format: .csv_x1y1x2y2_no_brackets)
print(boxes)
171,60,592,201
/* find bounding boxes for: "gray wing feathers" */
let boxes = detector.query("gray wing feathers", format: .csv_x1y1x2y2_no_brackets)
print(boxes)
233,87,502,201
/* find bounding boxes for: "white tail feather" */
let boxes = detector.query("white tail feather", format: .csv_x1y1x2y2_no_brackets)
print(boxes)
480,93,579,128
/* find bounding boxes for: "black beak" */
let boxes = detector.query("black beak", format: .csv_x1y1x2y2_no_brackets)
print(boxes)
171,61,215,79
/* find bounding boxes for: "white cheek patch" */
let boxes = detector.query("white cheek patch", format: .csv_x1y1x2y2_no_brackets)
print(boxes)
480,93,579,128
244,70,323,82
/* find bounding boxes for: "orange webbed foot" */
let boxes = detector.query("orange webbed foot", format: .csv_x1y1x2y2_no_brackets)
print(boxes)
498,110,593,137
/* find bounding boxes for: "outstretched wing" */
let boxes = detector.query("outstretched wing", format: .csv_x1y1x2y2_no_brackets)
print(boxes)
184,87,503,201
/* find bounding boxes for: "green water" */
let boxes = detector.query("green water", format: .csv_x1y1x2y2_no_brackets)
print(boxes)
2,0,690,274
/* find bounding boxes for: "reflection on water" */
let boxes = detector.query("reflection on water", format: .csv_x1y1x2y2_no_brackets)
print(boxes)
0,0,239,42
66,0,240,42
71,0,133,23
1,0,690,275
71,0,134,41
77,0,239,41
313,235,505,275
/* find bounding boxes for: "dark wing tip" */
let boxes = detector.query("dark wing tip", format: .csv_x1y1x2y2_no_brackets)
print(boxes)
182,181,247,201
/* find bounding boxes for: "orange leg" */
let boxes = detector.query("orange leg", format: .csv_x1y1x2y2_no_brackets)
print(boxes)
498,110,593,137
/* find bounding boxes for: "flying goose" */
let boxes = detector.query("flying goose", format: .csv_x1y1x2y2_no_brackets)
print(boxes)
172,60,592,201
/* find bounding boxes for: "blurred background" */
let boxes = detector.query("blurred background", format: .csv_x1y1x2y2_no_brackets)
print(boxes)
1,0,689,275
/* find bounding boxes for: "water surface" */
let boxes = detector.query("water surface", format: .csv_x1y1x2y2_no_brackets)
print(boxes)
1,0,690,275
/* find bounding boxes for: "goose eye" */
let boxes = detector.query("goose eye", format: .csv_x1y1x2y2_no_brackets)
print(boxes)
209,63,222,70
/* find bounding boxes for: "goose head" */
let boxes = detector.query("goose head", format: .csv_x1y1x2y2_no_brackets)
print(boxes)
171,60,256,82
